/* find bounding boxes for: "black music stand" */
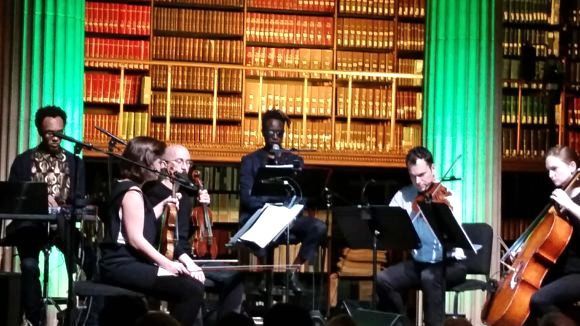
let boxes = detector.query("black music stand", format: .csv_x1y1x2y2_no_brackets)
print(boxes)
334,205,420,309
231,165,302,305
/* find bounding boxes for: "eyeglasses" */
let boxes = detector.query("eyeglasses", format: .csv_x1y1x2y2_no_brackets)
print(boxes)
167,159,193,167
43,129,64,137
263,129,284,137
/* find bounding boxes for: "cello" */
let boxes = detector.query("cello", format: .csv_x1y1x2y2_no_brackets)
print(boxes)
190,170,218,259
482,170,580,325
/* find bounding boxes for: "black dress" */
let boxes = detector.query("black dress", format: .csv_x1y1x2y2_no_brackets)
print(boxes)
100,180,204,326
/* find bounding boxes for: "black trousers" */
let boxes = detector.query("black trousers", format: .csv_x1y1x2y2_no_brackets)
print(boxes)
530,272,580,319
15,224,96,326
376,259,467,326
148,276,205,326
203,262,245,319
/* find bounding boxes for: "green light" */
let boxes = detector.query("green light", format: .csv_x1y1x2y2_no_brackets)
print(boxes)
424,0,500,321
17,0,85,296
19,0,84,153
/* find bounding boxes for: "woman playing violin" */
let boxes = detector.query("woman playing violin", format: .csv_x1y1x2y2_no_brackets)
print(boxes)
99,137,204,326
529,145,580,321
376,146,467,326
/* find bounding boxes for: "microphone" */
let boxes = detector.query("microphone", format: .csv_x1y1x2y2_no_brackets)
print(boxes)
272,144,282,164
52,131,94,149
174,172,197,190
360,179,376,205
95,126,127,145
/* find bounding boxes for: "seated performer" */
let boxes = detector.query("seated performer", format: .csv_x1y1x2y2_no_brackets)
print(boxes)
7,105,93,326
239,109,327,292
99,136,204,326
143,144,245,320
376,146,467,326
528,146,580,322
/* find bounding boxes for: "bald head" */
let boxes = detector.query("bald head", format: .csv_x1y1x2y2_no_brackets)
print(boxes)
163,144,191,174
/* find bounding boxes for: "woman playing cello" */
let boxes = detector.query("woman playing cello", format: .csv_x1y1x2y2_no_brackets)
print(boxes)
529,145,580,321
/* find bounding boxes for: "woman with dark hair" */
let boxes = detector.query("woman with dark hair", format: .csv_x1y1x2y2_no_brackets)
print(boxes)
528,145,580,322
99,136,204,326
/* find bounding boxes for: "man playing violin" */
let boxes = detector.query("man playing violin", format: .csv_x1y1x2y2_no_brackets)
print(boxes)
143,144,245,320
376,146,467,326
528,146,580,321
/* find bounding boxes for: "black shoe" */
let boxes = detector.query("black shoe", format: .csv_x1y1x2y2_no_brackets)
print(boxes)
289,271,303,294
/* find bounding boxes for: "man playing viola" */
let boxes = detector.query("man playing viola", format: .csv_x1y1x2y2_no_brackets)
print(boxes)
376,146,467,326
143,144,245,320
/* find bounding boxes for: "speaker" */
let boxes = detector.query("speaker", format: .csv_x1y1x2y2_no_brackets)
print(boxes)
0,272,21,326
343,300,410,326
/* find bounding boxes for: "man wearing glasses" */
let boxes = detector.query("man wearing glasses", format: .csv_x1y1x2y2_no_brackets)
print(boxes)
239,109,327,293
143,144,245,320
6,106,91,326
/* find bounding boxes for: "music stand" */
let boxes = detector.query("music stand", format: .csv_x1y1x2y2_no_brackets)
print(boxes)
334,205,419,308
232,165,302,304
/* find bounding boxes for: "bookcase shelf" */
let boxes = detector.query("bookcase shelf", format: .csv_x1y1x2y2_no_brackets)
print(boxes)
246,7,334,16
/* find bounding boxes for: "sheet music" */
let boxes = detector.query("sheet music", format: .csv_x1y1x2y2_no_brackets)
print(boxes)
240,203,304,248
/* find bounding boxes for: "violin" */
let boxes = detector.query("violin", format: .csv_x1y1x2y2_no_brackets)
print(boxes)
160,179,180,260
411,182,453,214
190,170,218,259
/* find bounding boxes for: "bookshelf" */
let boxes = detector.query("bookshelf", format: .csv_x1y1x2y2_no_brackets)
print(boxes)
564,1,580,154
83,0,426,169
83,1,152,143
500,0,561,171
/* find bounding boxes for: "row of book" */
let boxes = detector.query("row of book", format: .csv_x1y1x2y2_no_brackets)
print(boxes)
204,193,240,223
248,0,335,12
339,0,395,16
335,121,421,152
150,122,243,145
397,58,423,86
84,72,144,105
502,127,550,158
245,47,333,78
337,86,391,118
502,0,560,25
571,6,580,25
85,2,151,36
336,51,394,81
502,28,560,58
150,65,243,93
566,30,580,59
501,58,546,82
152,36,244,64
85,38,150,65
396,23,425,52
501,217,532,242
194,165,239,193
84,111,150,143
245,80,333,116
154,0,243,6
246,13,333,46
567,97,580,126
150,93,242,120
567,58,580,87
502,94,549,125
337,248,386,277
153,8,244,36
337,18,394,49
566,131,580,156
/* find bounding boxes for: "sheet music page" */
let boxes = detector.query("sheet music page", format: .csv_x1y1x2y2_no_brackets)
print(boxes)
240,203,304,248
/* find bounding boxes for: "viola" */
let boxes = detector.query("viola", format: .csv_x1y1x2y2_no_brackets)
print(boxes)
160,179,180,260
190,170,218,259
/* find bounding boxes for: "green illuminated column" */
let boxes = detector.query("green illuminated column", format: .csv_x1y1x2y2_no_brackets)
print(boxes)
19,0,84,152
424,0,501,320
17,0,85,296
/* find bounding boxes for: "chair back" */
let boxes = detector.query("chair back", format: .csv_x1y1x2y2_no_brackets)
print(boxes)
461,223,493,276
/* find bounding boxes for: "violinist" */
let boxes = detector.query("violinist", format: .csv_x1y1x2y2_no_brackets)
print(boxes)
143,144,245,319
376,146,467,326
239,109,327,293
529,146,580,321
99,137,204,326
